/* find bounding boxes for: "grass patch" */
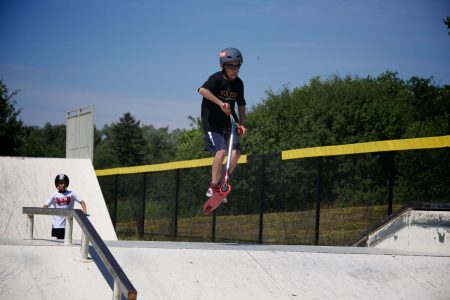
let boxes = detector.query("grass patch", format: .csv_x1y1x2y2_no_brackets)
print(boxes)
115,205,397,245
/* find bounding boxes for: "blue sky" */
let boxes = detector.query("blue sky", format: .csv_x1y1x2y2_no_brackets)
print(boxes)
1,0,449,130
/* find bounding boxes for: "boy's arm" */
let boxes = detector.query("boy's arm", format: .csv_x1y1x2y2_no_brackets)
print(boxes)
80,200,88,215
43,194,53,208
238,105,246,125
238,105,247,136
198,87,231,114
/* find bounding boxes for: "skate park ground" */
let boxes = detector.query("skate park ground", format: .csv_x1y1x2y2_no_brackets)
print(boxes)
1,157,449,299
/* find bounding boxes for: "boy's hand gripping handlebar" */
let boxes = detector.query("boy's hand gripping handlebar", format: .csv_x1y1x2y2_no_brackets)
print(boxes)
222,103,246,136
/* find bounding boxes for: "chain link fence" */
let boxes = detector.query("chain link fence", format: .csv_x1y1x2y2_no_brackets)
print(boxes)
97,137,450,246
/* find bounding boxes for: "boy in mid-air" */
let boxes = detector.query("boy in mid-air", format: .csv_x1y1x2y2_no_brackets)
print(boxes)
198,47,248,199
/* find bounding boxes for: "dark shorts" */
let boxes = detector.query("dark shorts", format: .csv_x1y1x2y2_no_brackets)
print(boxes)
51,228,65,239
204,129,241,155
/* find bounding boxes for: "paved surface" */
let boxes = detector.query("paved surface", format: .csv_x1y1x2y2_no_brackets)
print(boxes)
1,239,449,300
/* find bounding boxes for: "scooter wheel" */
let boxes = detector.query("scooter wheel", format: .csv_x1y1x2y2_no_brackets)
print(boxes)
220,183,231,195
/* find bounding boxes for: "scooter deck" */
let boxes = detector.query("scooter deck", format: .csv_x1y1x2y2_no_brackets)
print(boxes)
203,192,227,215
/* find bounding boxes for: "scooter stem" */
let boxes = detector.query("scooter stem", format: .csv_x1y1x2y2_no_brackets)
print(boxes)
225,115,236,174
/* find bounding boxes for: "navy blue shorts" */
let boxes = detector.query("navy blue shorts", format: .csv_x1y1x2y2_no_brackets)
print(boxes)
52,228,65,239
204,129,241,155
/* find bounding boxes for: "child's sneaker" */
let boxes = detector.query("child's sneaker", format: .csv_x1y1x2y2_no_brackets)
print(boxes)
206,183,219,198
206,183,227,203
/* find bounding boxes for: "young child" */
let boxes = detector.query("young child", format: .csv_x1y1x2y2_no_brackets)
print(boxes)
198,47,248,198
43,174,87,239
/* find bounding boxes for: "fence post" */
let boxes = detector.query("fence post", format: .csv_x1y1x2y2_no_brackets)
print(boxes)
112,174,118,229
173,169,180,239
138,173,147,239
258,155,265,244
314,157,323,245
387,152,395,216
64,215,73,245
27,214,34,239
212,211,216,242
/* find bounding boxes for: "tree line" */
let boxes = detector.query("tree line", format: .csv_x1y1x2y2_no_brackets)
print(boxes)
1,71,449,170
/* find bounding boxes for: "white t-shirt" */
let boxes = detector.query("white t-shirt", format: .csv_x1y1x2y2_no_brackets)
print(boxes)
46,190,82,228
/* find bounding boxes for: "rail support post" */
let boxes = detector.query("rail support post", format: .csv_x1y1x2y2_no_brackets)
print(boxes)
64,215,73,245
81,231,89,260
27,214,34,239
113,279,121,300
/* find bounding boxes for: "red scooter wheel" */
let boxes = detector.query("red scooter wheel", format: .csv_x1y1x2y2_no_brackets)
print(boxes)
220,183,232,196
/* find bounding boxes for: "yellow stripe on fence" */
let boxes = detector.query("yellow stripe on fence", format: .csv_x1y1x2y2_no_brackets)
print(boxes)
96,135,449,176
96,155,248,176
281,135,450,160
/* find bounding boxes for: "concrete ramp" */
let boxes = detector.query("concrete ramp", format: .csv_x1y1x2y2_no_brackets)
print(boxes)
0,157,117,240
109,242,450,300
0,239,112,299
354,204,450,254
369,210,450,253
1,239,449,299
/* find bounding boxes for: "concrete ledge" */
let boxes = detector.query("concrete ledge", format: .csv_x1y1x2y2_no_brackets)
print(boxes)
365,210,450,253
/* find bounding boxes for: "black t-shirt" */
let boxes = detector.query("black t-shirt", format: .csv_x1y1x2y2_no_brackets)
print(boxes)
200,71,246,131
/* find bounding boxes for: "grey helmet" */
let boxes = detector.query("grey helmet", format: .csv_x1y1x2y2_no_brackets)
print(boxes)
219,48,243,66
55,174,69,187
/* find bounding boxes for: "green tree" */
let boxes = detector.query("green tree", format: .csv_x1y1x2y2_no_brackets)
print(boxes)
0,80,23,155
174,116,207,160
93,116,185,168
405,77,450,137
93,124,119,169
142,124,178,164
110,112,146,167
243,72,419,155
19,123,66,157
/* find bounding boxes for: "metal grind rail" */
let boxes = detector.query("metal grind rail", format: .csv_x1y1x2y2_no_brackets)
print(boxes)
22,207,137,300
